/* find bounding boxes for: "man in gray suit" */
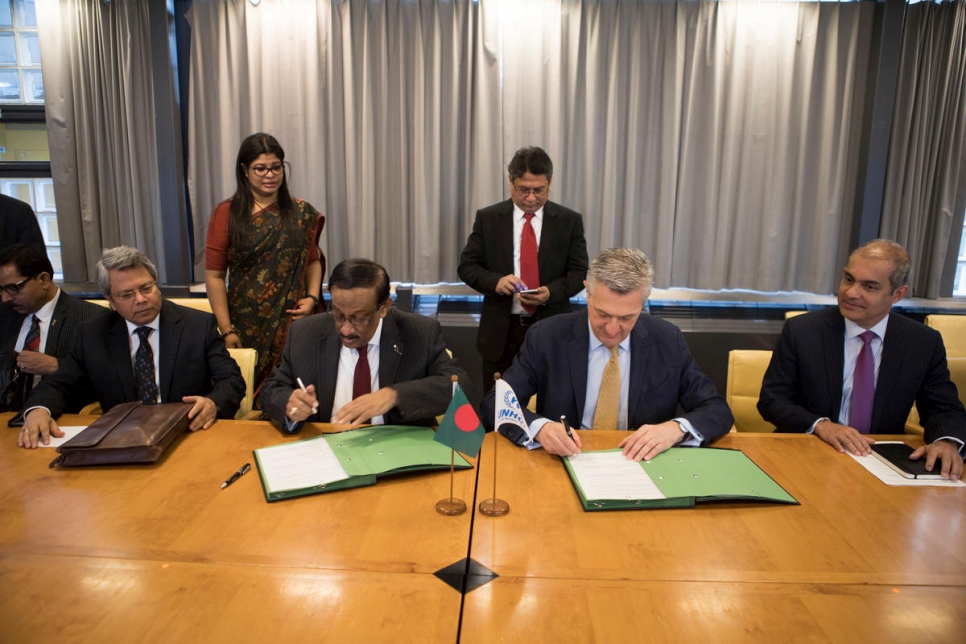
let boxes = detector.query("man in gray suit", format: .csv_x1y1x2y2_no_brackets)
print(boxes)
758,239,965,479
0,244,105,415
260,258,467,432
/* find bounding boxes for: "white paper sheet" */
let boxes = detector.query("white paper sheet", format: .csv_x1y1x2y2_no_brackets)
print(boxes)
257,437,350,493
849,443,966,487
567,451,666,500
38,425,88,448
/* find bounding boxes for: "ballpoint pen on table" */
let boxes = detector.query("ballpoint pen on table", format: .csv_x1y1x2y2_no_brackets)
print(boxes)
221,463,251,489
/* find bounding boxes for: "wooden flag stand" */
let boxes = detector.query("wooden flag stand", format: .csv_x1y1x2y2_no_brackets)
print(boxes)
479,372,509,517
437,375,467,515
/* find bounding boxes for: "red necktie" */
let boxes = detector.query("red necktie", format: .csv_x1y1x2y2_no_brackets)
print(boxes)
353,346,371,399
520,213,539,314
24,315,41,351
849,330,875,433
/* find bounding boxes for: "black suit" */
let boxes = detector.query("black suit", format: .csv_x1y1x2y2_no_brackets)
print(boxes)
259,308,468,432
458,199,588,381
0,194,45,255
758,307,966,445
0,291,107,412
482,311,734,446
24,300,245,419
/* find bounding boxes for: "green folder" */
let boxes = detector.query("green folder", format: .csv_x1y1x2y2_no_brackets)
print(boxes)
253,425,472,502
563,447,798,511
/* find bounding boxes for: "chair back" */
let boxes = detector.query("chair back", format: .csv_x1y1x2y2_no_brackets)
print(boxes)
925,314,966,358
726,350,776,432
227,347,258,419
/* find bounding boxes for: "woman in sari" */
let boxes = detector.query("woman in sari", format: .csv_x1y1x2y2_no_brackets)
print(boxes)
205,133,325,397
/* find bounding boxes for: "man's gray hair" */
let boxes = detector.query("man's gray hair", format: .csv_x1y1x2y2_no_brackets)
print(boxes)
849,239,911,292
586,248,654,298
96,246,159,295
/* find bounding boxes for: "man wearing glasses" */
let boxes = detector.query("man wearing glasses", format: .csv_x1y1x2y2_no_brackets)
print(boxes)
0,244,105,418
260,258,467,432
459,146,588,394
18,246,245,448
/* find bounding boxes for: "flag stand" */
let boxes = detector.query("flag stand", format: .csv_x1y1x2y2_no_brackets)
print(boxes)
479,372,510,516
436,375,472,516
436,449,467,515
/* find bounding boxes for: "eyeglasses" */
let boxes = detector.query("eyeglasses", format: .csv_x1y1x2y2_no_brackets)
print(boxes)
329,309,379,329
512,184,548,198
0,275,37,296
248,163,285,177
110,282,158,302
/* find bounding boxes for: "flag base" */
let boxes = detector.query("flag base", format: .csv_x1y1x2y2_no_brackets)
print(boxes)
478,498,510,516
436,497,467,516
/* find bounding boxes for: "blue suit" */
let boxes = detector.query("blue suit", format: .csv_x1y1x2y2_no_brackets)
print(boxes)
482,310,733,445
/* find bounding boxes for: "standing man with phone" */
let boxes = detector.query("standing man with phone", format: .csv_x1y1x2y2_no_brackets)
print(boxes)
458,146,588,394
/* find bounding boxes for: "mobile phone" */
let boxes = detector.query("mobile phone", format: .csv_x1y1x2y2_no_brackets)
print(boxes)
518,288,540,295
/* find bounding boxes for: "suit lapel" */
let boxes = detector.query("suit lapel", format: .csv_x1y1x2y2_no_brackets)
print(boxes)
496,201,515,275
627,317,651,421
157,301,182,403
315,317,342,421
538,202,557,281
568,315,590,423
107,313,137,401
379,311,402,388
45,292,69,353
873,312,904,428
822,310,846,415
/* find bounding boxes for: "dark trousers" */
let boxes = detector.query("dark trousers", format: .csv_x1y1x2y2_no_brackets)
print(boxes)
480,316,532,395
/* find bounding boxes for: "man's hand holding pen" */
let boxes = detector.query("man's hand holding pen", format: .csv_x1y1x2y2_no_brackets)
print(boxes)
536,416,582,457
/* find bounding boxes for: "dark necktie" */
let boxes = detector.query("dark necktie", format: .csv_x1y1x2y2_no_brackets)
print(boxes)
134,327,159,405
24,314,41,352
353,346,371,399
849,330,876,433
520,213,539,314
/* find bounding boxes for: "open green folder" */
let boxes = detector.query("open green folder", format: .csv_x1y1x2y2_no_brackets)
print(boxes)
563,447,798,511
253,425,472,502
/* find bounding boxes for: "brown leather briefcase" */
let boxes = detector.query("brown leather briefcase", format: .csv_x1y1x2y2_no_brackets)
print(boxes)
50,401,192,468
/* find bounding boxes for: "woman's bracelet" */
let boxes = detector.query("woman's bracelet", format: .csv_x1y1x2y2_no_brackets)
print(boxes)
219,326,239,338
306,294,320,310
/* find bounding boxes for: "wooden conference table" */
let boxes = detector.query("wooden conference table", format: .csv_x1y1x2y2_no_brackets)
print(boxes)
464,431,966,643
1,416,965,642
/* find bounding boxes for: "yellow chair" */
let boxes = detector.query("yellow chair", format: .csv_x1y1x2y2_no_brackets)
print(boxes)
726,350,776,432
89,299,111,309
784,311,806,320
905,357,966,435
925,314,966,358
169,298,213,313
227,347,258,419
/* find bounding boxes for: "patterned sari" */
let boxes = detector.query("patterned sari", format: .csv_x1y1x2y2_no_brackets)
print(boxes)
227,199,324,397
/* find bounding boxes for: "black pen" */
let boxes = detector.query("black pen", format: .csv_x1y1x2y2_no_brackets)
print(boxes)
221,462,251,489
560,415,574,440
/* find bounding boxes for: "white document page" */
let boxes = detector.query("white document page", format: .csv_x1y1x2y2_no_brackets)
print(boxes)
849,443,966,488
39,426,88,448
567,451,666,500
257,438,350,493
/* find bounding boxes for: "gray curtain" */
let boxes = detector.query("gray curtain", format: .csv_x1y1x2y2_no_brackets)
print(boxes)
37,0,172,284
881,0,966,298
188,0,877,292
187,0,500,284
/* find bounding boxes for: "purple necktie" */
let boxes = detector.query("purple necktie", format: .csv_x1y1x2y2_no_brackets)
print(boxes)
849,330,876,433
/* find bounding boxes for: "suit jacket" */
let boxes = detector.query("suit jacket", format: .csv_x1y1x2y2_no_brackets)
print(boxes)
24,299,246,419
458,199,588,361
0,291,107,412
757,307,966,444
482,311,733,445
259,308,468,432
0,194,45,255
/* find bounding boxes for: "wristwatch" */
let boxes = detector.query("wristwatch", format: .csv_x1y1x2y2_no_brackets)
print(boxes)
219,326,239,338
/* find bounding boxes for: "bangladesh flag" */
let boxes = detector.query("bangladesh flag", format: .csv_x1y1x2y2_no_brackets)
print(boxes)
434,383,484,457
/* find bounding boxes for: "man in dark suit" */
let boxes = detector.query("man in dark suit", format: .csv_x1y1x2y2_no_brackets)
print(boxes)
0,244,105,414
758,239,965,479
458,146,588,393
18,246,245,449
0,194,45,255
260,258,467,433
482,248,732,461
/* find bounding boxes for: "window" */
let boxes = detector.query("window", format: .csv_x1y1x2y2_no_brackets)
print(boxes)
0,0,41,104
0,0,55,275
954,217,966,296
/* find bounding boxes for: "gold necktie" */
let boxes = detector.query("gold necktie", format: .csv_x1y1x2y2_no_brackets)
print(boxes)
592,346,621,430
